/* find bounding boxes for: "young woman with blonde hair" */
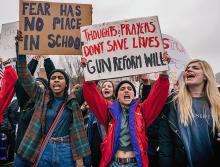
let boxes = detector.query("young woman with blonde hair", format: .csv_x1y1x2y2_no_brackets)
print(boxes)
159,59,220,167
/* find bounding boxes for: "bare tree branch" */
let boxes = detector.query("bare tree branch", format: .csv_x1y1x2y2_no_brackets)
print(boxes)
59,55,84,85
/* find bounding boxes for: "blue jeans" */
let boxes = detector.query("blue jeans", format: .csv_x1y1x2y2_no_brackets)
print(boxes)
13,155,32,167
109,161,138,167
38,142,76,167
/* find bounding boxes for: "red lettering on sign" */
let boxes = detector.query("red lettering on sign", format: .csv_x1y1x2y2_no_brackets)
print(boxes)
107,38,128,52
132,36,160,49
83,42,104,57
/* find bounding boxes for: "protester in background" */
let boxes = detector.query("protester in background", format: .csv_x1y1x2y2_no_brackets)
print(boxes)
138,74,152,102
0,96,19,166
72,83,92,167
82,53,170,167
138,74,161,167
15,31,90,167
159,59,220,167
100,80,116,102
87,80,115,166
0,59,18,124
0,58,18,166
0,59,18,166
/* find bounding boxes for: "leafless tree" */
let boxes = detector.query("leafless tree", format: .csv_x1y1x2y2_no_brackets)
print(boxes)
59,55,84,86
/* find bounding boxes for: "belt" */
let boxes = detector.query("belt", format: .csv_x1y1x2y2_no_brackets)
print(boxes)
114,157,137,164
49,135,70,143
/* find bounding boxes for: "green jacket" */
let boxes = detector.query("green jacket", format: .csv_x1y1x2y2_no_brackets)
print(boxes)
16,55,90,163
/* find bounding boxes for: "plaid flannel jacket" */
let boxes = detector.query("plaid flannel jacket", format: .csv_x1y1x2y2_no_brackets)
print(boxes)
16,55,90,163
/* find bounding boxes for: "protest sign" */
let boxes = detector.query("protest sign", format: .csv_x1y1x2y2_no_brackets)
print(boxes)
19,0,92,55
81,16,167,81
163,34,191,87
148,34,191,88
0,21,19,59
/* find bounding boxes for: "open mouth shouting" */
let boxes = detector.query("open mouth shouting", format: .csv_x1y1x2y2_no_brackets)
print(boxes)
186,73,196,81
124,94,131,101
117,83,135,106
49,71,67,97
184,62,206,86
103,90,110,96
101,81,114,99
52,84,62,91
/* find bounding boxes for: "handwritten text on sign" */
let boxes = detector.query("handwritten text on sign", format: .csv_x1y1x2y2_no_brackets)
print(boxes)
19,0,92,55
81,16,167,81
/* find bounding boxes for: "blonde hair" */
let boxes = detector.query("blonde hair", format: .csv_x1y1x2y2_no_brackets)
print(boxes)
174,59,220,131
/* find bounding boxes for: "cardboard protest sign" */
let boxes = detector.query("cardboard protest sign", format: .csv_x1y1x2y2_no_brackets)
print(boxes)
19,0,92,55
0,22,19,59
81,16,167,81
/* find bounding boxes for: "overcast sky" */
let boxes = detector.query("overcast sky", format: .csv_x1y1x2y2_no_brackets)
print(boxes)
1,0,220,74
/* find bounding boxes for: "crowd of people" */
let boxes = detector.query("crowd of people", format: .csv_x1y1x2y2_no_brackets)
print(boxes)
0,30,220,167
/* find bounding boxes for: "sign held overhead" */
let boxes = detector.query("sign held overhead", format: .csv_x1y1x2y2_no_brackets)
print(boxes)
81,16,167,81
19,0,92,55
0,21,19,59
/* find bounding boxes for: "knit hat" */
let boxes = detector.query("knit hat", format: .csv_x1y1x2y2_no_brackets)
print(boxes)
115,80,136,98
36,77,48,88
48,69,69,91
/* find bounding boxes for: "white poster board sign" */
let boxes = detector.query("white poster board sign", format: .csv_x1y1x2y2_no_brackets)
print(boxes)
0,22,19,59
148,34,191,86
163,34,191,88
81,16,167,81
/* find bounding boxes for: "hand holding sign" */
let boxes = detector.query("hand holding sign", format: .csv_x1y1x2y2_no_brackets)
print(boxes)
162,51,171,64
15,30,23,42
2,59,12,66
160,51,171,76
80,57,88,68
19,1,92,55
134,74,149,83
32,55,41,61
140,74,150,85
